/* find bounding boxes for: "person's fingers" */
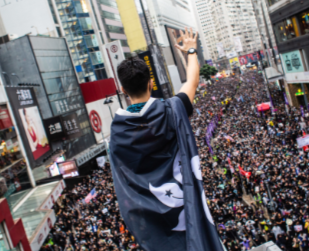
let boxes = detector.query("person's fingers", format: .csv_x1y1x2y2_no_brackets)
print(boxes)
175,44,184,51
190,27,193,39
185,27,189,38
179,30,185,39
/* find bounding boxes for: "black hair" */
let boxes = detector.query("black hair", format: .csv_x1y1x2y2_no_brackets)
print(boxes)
117,57,150,98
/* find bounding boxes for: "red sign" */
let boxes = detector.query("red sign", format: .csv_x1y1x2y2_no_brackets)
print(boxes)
89,110,102,133
239,165,251,179
239,53,260,65
0,107,13,129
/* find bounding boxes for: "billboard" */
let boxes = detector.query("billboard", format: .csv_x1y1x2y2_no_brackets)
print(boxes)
58,160,79,178
104,40,125,90
229,57,240,68
206,60,213,66
138,50,164,98
239,53,260,65
6,88,51,165
233,37,243,52
165,26,205,83
216,42,225,58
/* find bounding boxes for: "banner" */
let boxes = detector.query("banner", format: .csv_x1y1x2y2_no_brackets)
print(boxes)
216,42,225,58
229,57,239,68
206,59,213,66
239,166,251,179
104,40,125,90
6,88,51,165
138,51,164,98
233,37,243,52
297,135,309,148
239,53,260,65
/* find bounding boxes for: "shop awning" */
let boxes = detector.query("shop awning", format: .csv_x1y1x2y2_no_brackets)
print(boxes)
264,67,285,82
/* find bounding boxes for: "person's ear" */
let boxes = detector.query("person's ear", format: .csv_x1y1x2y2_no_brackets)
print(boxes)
121,86,127,95
149,79,153,93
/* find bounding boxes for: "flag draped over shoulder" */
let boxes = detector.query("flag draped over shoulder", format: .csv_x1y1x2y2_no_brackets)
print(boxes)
110,97,223,251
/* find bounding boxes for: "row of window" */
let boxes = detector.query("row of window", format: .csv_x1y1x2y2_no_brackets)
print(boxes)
273,8,309,43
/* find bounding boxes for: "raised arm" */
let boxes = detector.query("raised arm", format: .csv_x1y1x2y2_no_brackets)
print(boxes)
175,27,199,103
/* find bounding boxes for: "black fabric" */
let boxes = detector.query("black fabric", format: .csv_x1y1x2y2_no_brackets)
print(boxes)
176,92,193,116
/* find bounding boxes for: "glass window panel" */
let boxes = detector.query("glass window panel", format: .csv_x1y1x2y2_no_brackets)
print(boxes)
84,35,99,48
74,0,89,13
36,56,72,72
297,9,309,35
89,51,104,65
79,17,93,30
106,25,124,34
101,11,121,21
98,0,118,8
43,77,64,94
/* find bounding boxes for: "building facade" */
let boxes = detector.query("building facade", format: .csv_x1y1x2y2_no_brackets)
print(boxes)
268,0,309,107
191,0,263,65
0,0,130,83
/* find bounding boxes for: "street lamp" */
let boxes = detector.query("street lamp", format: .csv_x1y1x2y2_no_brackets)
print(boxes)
104,97,114,119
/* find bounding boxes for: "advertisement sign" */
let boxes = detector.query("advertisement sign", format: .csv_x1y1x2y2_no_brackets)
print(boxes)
239,53,260,65
281,50,305,73
233,37,243,52
105,40,125,90
165,26,205,83
43,116,65,142
229,57,240,68
58,160,79,178
0,106,13,129
61,113,81,140
226,51,237,59
40,180,66,210
206,59,213,66
216,42,225,58
6,88,51,164
138,50,164,98
49,163,60,177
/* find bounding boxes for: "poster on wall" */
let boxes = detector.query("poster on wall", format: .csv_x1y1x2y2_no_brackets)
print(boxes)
6,88,51,165
138,51,164,98
281,50,305,73
165,26,205,83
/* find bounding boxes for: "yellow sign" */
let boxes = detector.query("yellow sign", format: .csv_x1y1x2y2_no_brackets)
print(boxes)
229,57,240,68
144,56,158,91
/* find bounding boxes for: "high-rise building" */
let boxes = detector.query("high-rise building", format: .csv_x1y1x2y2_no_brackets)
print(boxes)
0,0,130,83
267,0,309,107
191,0,263,64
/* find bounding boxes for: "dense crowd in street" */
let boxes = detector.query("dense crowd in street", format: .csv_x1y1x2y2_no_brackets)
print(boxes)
42,71,309,251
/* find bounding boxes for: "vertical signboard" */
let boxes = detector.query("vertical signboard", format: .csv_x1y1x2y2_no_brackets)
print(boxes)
6,88,51,165
216,42,225,58
233,37,243,52
281,50,305,73
138,51,164,98
105,40,125,90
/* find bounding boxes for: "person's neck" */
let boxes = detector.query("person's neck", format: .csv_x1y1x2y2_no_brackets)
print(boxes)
129,94,151,105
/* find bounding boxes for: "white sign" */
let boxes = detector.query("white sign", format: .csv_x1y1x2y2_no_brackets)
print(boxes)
226,51,238,59
5,139,13,150
297,135,309,148
30,210,56,251
104,40,125,90
75,144,105,166
233,37,243,52
216,42,225,58
40,180,66,210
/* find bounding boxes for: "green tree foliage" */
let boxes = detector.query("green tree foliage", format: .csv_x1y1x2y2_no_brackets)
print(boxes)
199,64,218,80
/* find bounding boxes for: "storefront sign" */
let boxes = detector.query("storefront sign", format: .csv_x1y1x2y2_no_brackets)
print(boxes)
281,50,305,73
76,144,105,166
0,106,13,129
30,210,56,251
6,88,51,165
43,116,65,142
138,51,164,98
61,113,81,139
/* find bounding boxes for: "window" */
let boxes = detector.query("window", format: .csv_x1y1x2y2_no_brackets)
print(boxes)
297,9,309,35
98,0,118,8
106,25,124,34
101,11,121,21
273,18,298,43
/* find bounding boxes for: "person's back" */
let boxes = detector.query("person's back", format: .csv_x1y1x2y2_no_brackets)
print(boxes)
110,28,223,251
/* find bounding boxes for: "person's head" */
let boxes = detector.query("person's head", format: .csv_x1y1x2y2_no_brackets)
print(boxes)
117,58,153,102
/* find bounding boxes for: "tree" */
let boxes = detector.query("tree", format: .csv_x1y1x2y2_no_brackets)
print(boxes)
199,64,218,80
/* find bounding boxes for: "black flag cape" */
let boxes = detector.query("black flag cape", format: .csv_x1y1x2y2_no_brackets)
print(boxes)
110,97,223,251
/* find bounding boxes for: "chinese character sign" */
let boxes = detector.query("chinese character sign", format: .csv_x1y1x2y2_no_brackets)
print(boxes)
43,116,66,142
61,113,81,139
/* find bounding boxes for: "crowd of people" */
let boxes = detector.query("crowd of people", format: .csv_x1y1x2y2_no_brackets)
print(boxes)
192,71,309,251
43,71,309,251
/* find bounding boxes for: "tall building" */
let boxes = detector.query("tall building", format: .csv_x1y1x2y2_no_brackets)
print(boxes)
267,0,309,107
191,0,263,65
0,0,130,83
